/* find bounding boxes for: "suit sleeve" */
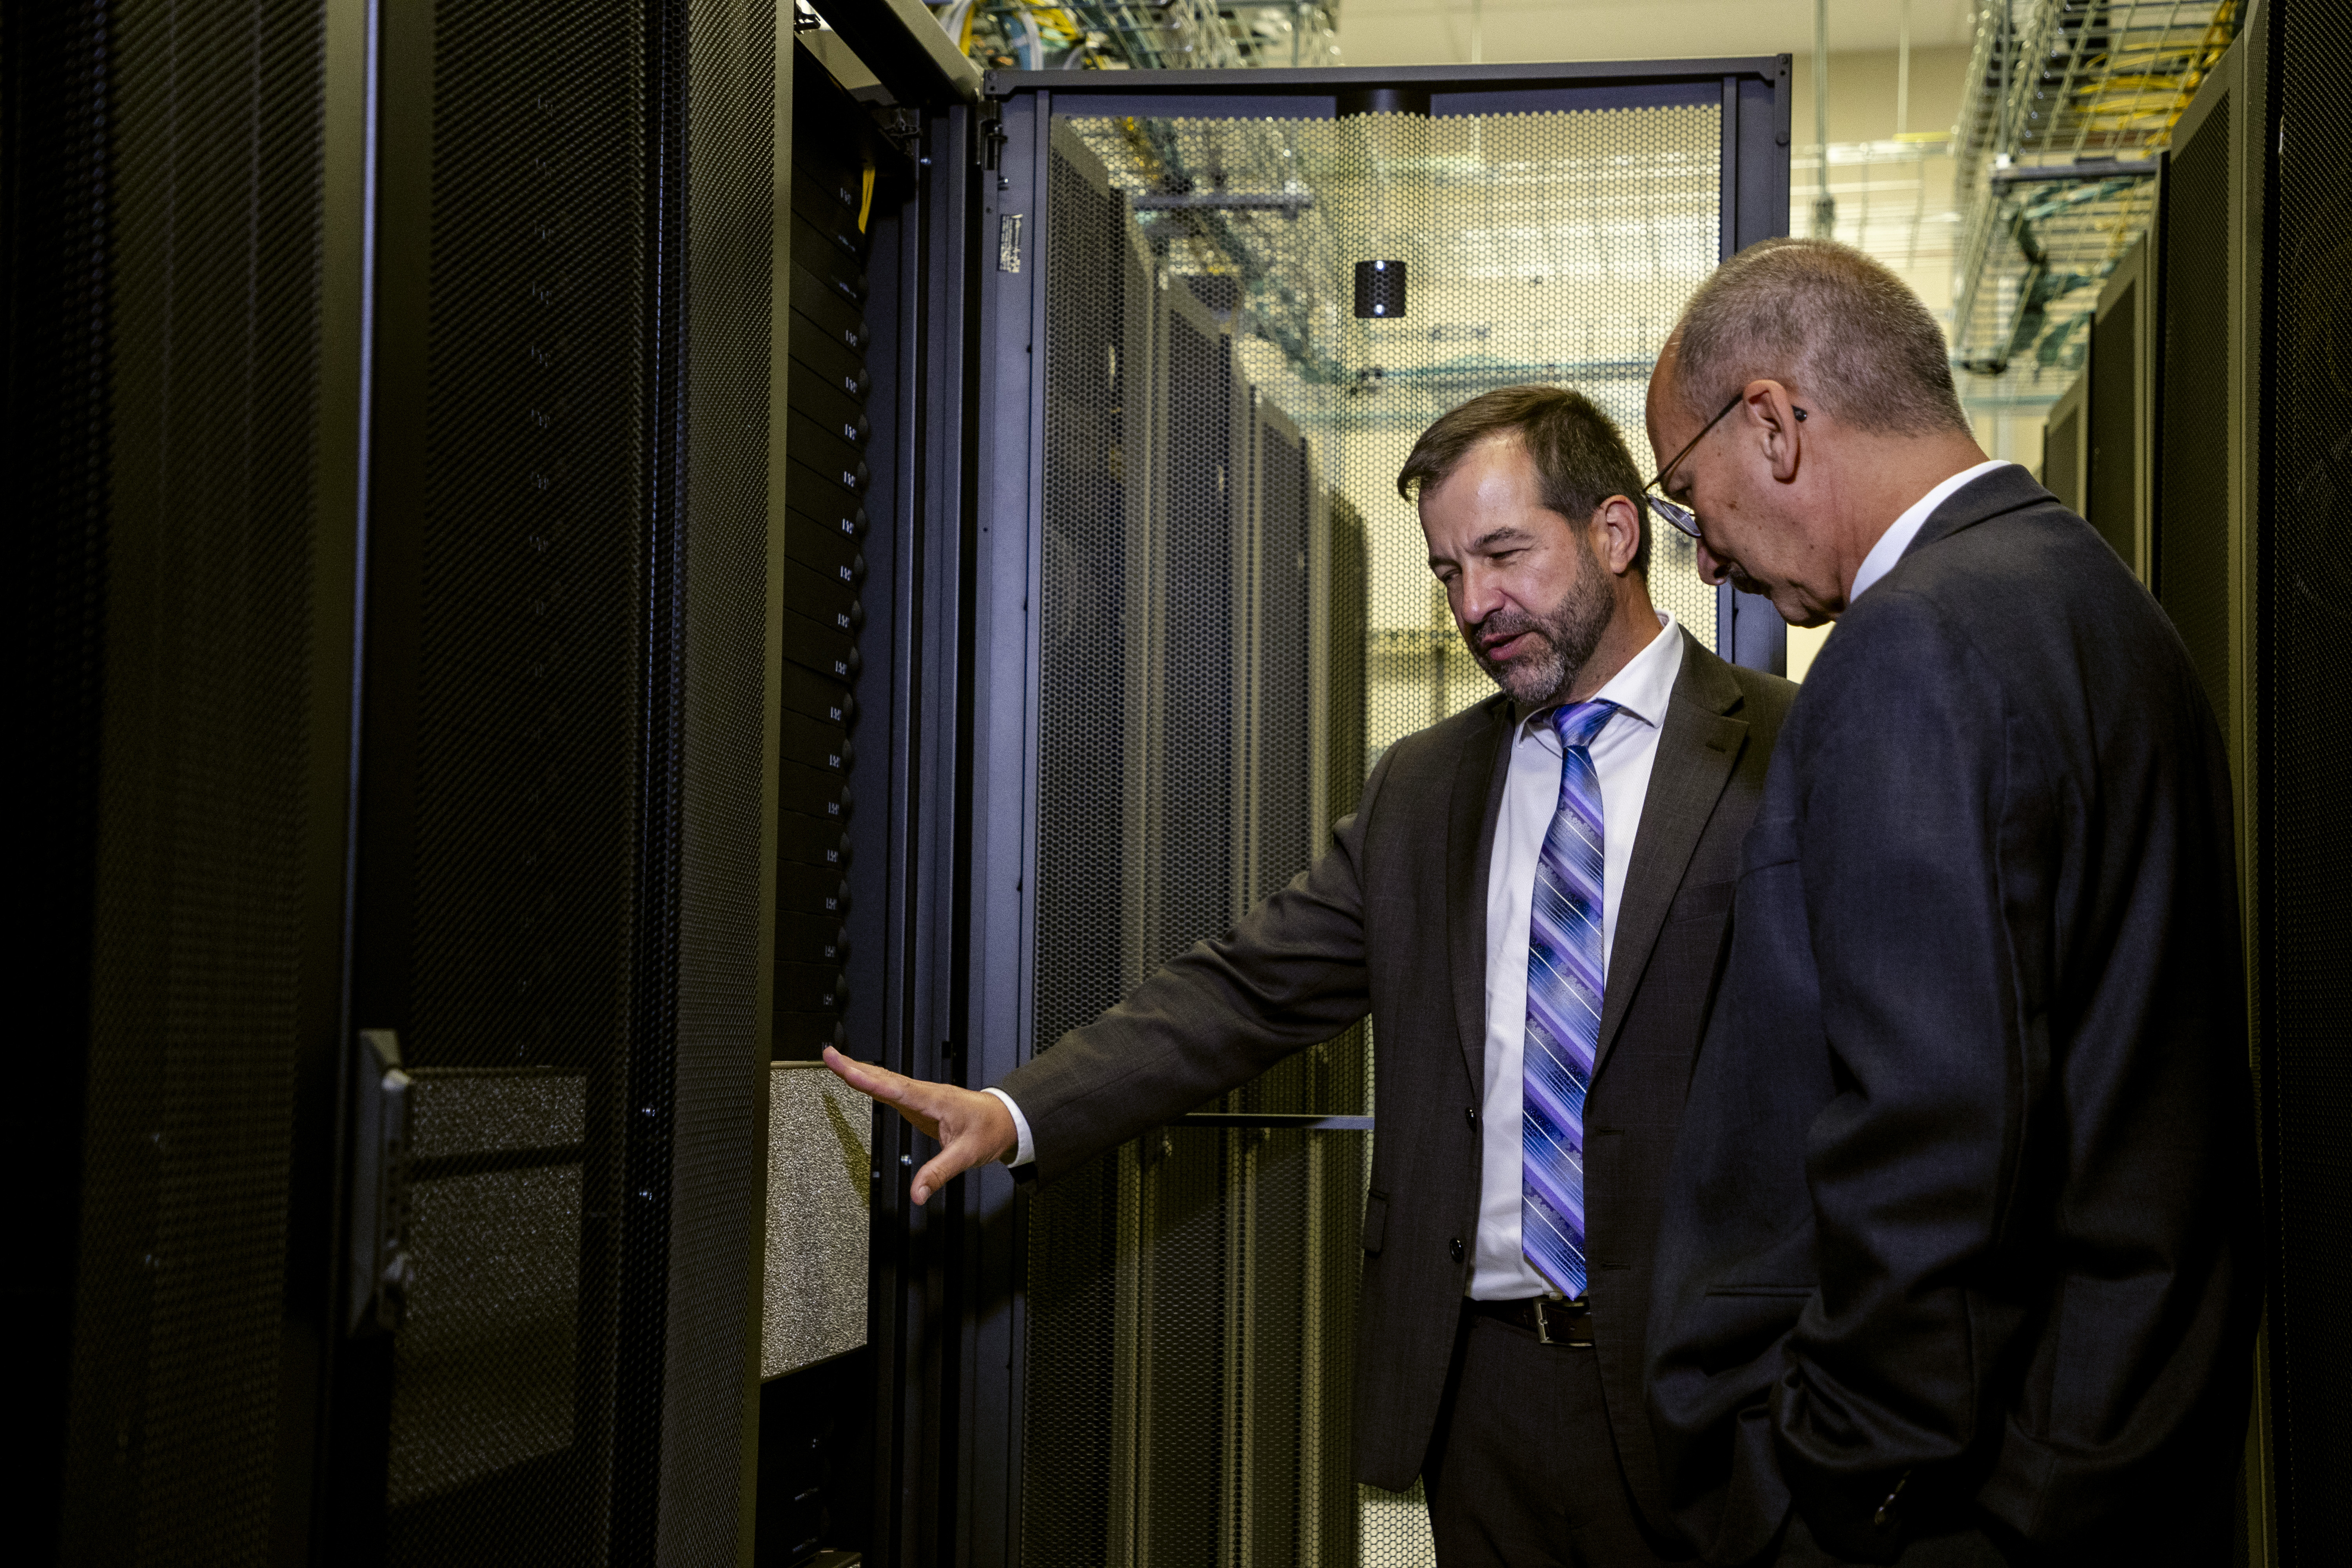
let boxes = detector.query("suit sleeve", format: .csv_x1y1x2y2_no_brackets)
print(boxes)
1775,592,2043,1556
995,750,1392,1184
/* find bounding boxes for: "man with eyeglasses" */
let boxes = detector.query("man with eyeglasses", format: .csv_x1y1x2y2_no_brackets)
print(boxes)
1640,237,2257,1567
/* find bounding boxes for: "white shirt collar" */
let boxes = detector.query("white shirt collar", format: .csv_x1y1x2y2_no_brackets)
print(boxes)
1848,459,2015,605
1516,611,1683,744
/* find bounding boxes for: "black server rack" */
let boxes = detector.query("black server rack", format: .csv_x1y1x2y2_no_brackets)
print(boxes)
328,2,779,1558
2143,3,2352,1559
2041,373,2089,521
2089,232,2158,584
13,3,358,1559
758,53,886,1568
772,53,874,1068
2241,2,2352,1562
15,0,782,1561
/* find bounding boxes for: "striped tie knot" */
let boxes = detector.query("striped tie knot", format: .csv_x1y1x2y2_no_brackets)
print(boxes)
1550,698,1619,753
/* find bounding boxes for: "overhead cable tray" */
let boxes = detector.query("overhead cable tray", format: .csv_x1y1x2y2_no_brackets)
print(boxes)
1949,0,2238,380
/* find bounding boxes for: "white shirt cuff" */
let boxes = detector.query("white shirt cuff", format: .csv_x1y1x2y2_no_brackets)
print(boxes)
980,1086,1036,1167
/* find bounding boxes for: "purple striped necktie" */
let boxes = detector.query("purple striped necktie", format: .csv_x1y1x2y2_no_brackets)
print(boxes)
1523,698,1618,1298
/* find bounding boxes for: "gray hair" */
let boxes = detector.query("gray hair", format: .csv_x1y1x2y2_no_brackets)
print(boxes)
1670,237,1969,436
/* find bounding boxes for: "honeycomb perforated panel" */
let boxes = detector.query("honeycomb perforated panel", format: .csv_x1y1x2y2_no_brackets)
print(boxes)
391,1073,589,1510
2265,4,2352,1561
2043,396,2084,519
383,0,646,1553
49,0,330,1559
376,0,773,1561
1025,103,1719,1566
656,4,775,1559
2090,279,2143,575
2158,100,2232,720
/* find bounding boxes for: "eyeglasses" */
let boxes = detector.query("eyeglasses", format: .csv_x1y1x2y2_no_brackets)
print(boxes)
1642,392,1806,542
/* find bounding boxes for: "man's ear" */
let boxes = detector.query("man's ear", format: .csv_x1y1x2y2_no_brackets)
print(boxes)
1744,378,1805,483
1592,494,1644,576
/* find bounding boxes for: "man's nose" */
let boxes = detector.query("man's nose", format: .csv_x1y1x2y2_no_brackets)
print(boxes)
1694,541,1733,587
1454,567,1506,624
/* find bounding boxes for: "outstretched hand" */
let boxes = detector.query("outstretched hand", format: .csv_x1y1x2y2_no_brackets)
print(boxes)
822,1046,1019,1204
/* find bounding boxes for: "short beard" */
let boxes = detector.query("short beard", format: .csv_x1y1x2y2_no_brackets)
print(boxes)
1464,548,1615,709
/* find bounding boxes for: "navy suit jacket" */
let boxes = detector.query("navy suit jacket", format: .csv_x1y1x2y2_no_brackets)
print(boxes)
1646,466,2259,1564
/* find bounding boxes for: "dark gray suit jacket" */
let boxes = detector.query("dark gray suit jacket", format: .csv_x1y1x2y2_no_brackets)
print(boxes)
1001,629,1795,1527
1646,467,2259,1566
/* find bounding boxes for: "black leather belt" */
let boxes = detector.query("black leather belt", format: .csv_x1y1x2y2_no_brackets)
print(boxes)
1469,1294,1593,1347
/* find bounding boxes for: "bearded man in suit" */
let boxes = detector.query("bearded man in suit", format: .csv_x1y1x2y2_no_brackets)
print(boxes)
830,385,1795,1566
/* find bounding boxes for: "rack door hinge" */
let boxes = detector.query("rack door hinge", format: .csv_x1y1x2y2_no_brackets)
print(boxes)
347,1029,415,1336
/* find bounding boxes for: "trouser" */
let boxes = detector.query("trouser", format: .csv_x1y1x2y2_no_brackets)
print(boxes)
1421,1302,1691,1568
1419,1299,2187,1568
1775,1513,2011,1568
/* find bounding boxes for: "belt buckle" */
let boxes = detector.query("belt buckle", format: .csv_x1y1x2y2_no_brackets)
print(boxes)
1535,1295,1590,1347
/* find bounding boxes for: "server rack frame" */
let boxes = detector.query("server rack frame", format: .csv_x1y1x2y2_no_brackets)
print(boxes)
2141,10,2274,1560
2166,11,2263,901
758,19,982,1568
951,56,1793,1568
319,0,783,1559
839,94,992,1568
2041,372,2089,520
2089,229,2161,586
2161,11,2270,1564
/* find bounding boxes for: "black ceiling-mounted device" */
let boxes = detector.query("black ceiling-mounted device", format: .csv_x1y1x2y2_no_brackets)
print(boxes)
1354,258,1407,318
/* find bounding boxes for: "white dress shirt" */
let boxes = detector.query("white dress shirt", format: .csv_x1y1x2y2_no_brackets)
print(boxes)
1848,459,2015,606
991,612,1689,1227
1470,612,1683,1298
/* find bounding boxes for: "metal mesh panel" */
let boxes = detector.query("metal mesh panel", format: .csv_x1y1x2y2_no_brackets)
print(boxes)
383,0,772,1560
2043,395,2084,517
55,1,328,1559
391,1073,589,1509
657,4,775,1558
2156,99,2231,721
2267,4,2352,1560
386,0,644,1554
2089,278,2142,573
1026,103,1719,1566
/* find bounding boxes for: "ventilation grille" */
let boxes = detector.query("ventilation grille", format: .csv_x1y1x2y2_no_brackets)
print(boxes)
381,1,773,1561
58,0,327,1558
2265,2,2352,1561
2089,278,2143,574
2157,98,2232,718
384,0,645,1553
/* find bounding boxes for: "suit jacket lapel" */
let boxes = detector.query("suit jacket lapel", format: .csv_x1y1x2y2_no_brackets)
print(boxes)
1594,632,1747,1079
1448,697,1515,1095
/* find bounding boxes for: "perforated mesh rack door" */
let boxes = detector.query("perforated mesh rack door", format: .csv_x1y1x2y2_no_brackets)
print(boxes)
27,0,345,1558
339,0,776,1561
2265,3,2352,1559
2158,92,2234,786
1013,93,1731,1567
2090,263,2149,581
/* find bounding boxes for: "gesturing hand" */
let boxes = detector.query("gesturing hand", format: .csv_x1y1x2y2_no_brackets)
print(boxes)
822,1046,1019,1204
